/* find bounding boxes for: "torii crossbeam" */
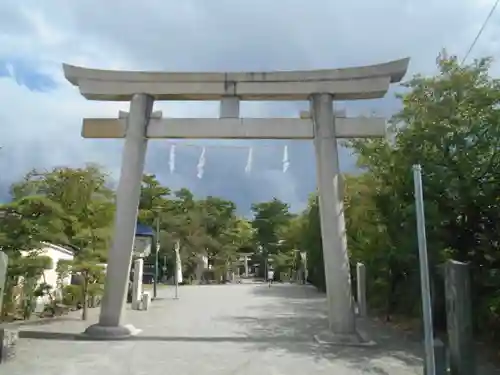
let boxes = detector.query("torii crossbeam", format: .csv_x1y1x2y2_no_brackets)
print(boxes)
64,57,410,343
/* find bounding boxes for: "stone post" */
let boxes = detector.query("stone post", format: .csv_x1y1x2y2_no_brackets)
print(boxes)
141,291,151,311
132,258,144,310
0,328,18,363
311,93,355,336
424,339,447,375
356,262,367,317
0,252,8,317
84,93,154,339
244,255,249,277
445,260,475,375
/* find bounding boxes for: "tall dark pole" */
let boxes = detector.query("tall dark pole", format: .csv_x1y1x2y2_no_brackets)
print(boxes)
153,213,160,299
163,255,167,282
264,247,268,281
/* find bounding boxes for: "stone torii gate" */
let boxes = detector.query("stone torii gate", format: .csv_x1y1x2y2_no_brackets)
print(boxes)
63,57,409,341
239,253,253,277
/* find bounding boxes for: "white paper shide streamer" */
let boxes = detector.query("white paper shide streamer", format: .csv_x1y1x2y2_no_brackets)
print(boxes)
169,145,176,174
245,147,253,174
197,147,206,179
167,143,291,176
282,145,290,173
174,241,183,284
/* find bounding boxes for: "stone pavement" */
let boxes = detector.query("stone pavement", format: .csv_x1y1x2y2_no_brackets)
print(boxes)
2,283,498,374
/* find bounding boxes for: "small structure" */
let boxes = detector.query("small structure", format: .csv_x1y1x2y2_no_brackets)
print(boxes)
133,223,154,258
132,223,155,284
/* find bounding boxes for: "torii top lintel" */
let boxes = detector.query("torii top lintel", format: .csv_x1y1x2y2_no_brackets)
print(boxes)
63,58,410,102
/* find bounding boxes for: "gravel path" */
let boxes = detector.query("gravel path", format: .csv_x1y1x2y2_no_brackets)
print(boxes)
0,283,438,374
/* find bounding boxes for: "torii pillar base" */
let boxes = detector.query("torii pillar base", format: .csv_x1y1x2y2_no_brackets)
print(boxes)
314,329,375,347
81,323,142,341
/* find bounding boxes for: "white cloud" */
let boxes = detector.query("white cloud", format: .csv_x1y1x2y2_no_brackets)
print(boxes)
0,0,499,210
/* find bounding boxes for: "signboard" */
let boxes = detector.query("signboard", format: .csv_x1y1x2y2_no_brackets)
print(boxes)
133,236,151,258
143,263,156,275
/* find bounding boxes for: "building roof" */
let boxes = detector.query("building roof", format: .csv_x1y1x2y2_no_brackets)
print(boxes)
136,223,154,237
29,242,76,257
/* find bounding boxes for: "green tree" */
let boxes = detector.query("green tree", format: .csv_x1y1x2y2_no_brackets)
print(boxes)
9,164,115,248
67,250,106,320
138,173,171,226
6,253,53,320
251,198,292,252
0,195,67,254
135,178,257,283
340,52,500,332
296,194,324,290
0,195,68,319
1,165,114,320
210,216,254,281
251,198,292,278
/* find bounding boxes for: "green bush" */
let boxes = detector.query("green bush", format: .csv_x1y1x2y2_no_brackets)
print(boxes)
62,285,83,308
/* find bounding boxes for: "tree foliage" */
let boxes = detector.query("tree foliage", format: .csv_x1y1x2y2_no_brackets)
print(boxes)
0,164,114,320
300,53,500,337
136,174,257,282
251,198,293,279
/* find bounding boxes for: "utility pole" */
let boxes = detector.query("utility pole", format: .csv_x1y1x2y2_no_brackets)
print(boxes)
413,165,436,375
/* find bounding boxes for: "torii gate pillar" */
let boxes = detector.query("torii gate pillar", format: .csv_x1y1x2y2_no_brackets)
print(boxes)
63,57,409,342
311,93,355,335
84,94,154,339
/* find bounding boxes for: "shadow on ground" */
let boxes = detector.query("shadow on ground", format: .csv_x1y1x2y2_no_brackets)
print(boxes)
13,284,500,374
231,284,424,374
250,283,314,299
16,285,425,374
244,284,500,375
18,330,314,343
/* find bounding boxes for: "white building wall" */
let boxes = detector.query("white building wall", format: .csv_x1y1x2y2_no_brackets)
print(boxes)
21,242,74,305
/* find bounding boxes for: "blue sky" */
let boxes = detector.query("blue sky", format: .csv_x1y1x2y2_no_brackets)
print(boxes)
0,58,57,92
0,0,498,214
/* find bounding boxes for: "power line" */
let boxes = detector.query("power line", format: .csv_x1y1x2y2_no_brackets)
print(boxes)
462,0,500,65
